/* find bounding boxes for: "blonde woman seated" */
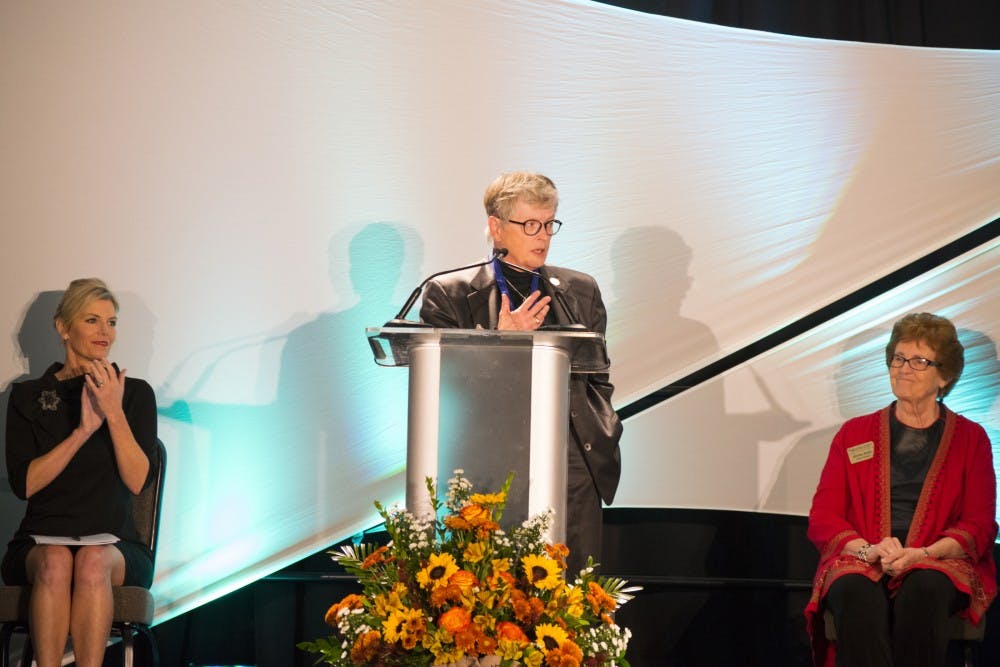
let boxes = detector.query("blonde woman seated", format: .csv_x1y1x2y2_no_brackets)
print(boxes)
2,278,158,667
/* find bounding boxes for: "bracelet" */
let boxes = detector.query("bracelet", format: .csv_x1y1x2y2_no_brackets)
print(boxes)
856,544,872,563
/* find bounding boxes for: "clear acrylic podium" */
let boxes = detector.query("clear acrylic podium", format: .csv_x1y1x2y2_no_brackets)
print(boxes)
366,326,609,544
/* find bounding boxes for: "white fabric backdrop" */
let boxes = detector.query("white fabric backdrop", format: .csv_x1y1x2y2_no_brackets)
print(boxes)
1,0,998,621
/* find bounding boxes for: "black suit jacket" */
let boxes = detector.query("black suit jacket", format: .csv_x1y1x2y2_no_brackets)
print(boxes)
419,263,623,504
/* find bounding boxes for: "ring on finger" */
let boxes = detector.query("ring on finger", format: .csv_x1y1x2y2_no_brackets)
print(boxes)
533,316,541,323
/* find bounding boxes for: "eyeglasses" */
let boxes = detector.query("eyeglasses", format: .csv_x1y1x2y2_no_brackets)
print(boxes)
889,353,941,371
506,218,562,236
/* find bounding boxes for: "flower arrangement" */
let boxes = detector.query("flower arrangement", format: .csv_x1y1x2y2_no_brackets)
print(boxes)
299,471,636,667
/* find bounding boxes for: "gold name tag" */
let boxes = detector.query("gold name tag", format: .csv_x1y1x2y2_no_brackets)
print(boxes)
847,441,875,464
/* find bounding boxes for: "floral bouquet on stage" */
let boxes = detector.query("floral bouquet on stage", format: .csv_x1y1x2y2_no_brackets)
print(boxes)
299,471,637,667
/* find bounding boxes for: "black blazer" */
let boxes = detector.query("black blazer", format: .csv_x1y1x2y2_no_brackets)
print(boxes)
419,263,623,503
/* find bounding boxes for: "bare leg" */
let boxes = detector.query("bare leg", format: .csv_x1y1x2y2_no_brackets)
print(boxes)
69,545,126,667
25,545,74,667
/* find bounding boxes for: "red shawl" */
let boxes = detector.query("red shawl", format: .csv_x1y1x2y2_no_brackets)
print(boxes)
804,404,997,667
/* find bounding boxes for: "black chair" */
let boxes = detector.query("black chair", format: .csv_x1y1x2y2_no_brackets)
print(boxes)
823,608,985,667
0,439,166,667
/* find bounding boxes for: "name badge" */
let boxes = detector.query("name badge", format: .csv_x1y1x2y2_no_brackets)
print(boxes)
847,441,875,464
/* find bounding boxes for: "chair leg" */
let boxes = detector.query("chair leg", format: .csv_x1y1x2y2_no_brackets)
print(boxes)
21,634,33,667
137,624,160,667
963,640,980,667
120,623,135,667
0,623,12,667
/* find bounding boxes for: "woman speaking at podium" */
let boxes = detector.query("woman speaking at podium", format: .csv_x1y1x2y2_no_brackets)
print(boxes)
420,171,623,575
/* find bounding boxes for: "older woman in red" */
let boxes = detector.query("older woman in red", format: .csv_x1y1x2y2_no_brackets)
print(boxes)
805,313,996,667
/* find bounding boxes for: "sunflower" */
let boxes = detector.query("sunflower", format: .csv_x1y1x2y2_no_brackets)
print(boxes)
534,623,570,653
416,552,459,590
469,491,506,505
383,607,424,644
522,554,562,590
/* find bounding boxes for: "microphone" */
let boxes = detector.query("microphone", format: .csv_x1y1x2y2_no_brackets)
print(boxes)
384,247,508,327
498,258,587,330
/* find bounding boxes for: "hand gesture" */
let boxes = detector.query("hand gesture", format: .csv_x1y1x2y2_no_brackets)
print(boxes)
79,383,105,436
497,292,551,331
84,358,126,422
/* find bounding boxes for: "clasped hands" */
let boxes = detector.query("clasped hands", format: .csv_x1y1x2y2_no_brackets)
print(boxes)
854,537,927,576
80,359,127,435
497,292,551,331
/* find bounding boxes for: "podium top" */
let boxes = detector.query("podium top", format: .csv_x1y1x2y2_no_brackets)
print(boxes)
366,326,610,372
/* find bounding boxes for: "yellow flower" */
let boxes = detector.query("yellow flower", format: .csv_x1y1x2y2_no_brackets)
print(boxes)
522,554,562,590
470,491,506,505
380,607,426,648
558,585,585,618
417,552,460,590
534,623,570,654
522,648,545,667
373,582,408,617
463,540,487,563
425,630,465,666
498,637,526,661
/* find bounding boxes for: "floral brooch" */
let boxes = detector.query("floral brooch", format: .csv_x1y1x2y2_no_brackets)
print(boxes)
38,389,61,411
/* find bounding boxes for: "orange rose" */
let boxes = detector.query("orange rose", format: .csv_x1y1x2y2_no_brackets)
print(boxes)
459,503,490,526
444,515,473,531
497,621,529,643
449,569,479,593
438,606,472,634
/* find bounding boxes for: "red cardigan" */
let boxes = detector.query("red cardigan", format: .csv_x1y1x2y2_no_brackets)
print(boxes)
804,404,997,667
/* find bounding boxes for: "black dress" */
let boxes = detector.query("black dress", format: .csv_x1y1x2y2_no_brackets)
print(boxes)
2,363,158,587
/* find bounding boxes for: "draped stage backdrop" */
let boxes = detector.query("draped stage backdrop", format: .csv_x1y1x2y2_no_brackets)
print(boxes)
1,0,999,628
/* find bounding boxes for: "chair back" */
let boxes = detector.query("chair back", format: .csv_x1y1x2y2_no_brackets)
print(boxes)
130,439,167,564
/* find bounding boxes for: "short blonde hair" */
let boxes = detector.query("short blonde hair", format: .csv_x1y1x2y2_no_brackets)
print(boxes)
885,312,964,398
483,172,558,220
54,278,119,331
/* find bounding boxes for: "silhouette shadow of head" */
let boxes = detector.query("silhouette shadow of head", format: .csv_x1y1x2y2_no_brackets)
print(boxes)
1,290,65,546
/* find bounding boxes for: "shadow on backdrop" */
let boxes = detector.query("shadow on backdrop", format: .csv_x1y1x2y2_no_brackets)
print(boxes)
607,227,808,660
0,291,64,552
762,325,1000,513
156,222,422,594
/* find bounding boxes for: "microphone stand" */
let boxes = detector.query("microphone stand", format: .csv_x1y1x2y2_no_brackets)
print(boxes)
383,248,508,327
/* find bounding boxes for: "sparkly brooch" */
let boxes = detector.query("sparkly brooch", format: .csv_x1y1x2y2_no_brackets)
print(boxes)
38,389,61,411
